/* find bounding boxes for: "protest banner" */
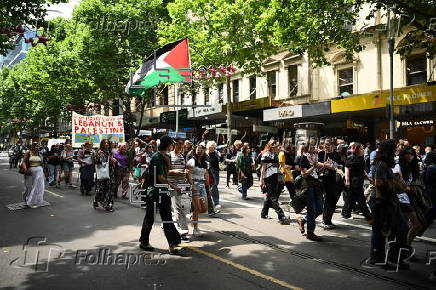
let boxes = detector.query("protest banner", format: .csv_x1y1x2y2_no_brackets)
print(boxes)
72,112,125,147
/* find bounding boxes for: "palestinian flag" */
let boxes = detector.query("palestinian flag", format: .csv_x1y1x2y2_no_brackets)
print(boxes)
126,38,191,97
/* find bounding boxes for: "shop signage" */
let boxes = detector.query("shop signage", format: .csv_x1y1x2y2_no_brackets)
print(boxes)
253,125,279,134
215,128,239,135
232,97,271,112
263,105,303,121
160,109,188,124
331,85,436,113
189,104,222,118
346,120,365,129
399,120,434,127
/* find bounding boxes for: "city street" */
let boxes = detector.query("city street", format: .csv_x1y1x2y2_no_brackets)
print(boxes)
1,153,435,290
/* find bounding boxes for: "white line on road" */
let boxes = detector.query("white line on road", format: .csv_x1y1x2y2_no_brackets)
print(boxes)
45,189,64,198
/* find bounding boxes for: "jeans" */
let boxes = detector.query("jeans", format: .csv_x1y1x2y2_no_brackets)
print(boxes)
210,168,220,206
140,194,181,247
261,175,285,220
171,192,189,234
342,186,372,221
370,200,386,263
304,186,324,233
238,174,253,198
322,181,341,224
47,164,61,184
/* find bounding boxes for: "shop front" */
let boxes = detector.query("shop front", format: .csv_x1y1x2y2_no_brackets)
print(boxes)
330,84,436,143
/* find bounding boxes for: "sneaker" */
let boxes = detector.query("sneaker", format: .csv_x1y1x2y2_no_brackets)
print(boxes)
306,232,323,242
361,258,384,269
322,223,336,230
208,210,219,217
139,243,154,251
242,196,250,200
193,228,202,237
215,204,222,210
69,184,76,189
169,245,184,255
181,234,191,243
93,201,99,208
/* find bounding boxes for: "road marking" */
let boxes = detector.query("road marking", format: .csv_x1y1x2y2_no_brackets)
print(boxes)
220,198,262,209
45,189,64,198
183,244,303,290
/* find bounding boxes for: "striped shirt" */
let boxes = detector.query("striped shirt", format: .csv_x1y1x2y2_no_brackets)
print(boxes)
167,151,186,186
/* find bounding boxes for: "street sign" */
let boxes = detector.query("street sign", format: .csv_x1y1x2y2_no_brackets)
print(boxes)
168,131,187,138
253,125,278,134
215,128,239,135
160,109,188,124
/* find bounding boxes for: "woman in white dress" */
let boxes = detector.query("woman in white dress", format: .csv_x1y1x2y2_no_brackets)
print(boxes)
22,143,46,208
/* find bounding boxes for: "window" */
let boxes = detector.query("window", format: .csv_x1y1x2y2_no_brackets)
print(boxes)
159,86,169,105
406,54,427,86
232,79,239,103
180,93,185,105
288,65,298,97
338,68,353,95
218,83,224,103
249,77,256,100
203,86,210,104
267,71,277,98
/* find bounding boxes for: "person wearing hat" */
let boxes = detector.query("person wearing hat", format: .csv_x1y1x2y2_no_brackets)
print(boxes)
78,141,95,196
139,135,182,254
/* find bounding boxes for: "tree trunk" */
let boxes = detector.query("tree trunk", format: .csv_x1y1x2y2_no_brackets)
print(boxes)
135,98,146,136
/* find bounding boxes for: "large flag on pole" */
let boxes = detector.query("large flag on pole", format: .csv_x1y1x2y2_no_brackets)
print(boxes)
126,38,191,97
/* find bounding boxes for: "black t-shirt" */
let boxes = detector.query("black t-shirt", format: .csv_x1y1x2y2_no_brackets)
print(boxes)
47,150,61,165
318,151,342,183
345,154,365,186
207,151,220,170
226,152,237,167
298,155,311,169
283,152,295,166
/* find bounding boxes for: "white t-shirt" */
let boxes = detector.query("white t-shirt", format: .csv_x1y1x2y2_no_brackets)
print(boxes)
187,158,207,181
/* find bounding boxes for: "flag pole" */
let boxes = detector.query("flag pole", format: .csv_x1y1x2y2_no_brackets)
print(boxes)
175,86,179,134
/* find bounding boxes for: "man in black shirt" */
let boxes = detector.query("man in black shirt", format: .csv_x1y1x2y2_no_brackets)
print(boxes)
318,139,343,229
342,143,372,222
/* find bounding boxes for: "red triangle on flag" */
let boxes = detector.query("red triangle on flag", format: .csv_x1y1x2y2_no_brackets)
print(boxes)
163,38,190,71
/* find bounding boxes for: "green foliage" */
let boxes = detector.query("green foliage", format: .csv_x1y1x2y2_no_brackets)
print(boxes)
0,0,66,54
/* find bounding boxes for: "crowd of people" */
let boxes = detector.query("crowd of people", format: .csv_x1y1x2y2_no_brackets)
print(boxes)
10,135,436,273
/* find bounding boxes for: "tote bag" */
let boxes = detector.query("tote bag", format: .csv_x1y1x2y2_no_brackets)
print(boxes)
95,162,110,180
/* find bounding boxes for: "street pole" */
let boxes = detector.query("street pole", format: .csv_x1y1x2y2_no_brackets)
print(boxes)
226,76,232,147
175,86,179,134
387,7,395,139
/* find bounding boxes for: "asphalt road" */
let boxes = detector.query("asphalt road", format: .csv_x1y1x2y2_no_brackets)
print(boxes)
0,154,435,290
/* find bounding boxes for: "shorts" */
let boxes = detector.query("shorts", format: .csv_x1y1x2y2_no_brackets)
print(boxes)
192,181,207,198
62,162,74,173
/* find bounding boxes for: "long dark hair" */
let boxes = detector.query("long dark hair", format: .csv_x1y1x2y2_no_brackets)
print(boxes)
399,146,419,181
192,145,207,168
375,139,396,168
